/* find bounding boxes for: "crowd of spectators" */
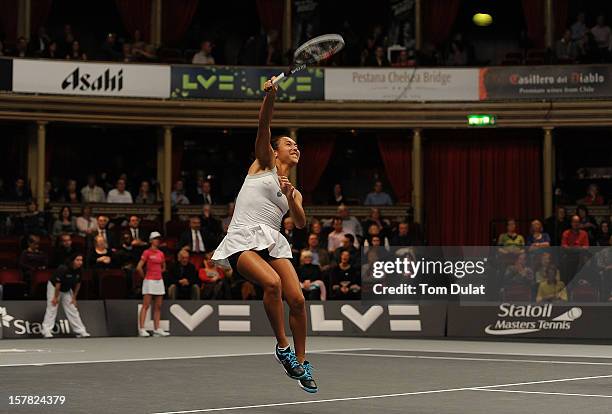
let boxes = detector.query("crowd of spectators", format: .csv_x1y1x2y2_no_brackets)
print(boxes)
553,13,612,63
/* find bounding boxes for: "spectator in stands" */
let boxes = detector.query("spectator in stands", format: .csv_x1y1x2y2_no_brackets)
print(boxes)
66,40,87,60
330,250,360,299
545,206,570,246
390,222,421,246
366,46,390,67
106,179,133,203
126,215,148,253
526,219,551,251
282,216,304,262
392,50,415,67
19,200,48,236
135,180,157,204
193,180,214,205
41,253,90,338
121,43,134,63
534,252,560,284
555,29,578,61
332,234,359,268
100,33,121,61
329,183,346,205
577,183,604,205
596,221,611,246
310,220,326,248
327,217,345,253
87,235,114,269
52,206,77,238
29,26,50,56
131,29,146,53
19,235,48,295
199,252,231,299
446,33,469,66
571,12,587,41
76,205,96,237
576,205,598,243
11,178,31,201
503,252,534,287
59,179,80,204
171,179,190,206
200,204,222,249
52,233,78,267
364,223,390,250
302,233,331,274
134,44,159,63
179,216,206,253
497,219,525,250
337,204,363,241
364,181,393,206
81,175,105,203
536,266,568,303
363,207,391,239
222,202,235,234
167,249,200,300
91,215,115,250
591,15,612,60
298,250,327,300
14,37,28,58
192,40,215,65
42,41,59,59
115,232,139,272
562,215,590,248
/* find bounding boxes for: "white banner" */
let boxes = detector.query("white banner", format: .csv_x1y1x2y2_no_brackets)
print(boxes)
325,68,479,101
13,59,170,98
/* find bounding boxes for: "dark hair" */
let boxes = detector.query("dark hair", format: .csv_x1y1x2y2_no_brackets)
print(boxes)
271,136,282,150
60,205,73,221
67,252,83,266
576,204,589,215
332,216,343,225
344,234,355,244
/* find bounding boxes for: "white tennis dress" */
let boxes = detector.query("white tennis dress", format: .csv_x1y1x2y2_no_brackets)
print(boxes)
212,167,293,263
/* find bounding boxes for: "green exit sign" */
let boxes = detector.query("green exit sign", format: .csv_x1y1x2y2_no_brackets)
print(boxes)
468,114,497,127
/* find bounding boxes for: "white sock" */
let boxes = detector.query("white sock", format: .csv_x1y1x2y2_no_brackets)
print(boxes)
277,344,290,352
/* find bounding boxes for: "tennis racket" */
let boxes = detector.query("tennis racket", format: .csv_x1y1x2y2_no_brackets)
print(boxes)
270,33,345,86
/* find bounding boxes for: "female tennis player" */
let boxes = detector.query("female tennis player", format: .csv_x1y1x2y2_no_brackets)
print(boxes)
212,77,317,393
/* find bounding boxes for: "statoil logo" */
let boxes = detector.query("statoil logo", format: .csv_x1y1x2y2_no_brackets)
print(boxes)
485,303,582,335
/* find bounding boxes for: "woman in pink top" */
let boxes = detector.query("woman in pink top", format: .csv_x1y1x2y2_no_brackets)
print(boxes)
136,232,169,337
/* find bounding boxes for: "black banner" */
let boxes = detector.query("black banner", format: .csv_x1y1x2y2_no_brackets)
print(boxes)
0,301,108,339
0,58,12,91
447,303,612,338
479,65,612,100
170,65,324,101
102,300,446,337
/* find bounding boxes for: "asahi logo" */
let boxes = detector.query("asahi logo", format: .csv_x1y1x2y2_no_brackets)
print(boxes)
485,303,583,335
0,307,72,336
61,67,124,92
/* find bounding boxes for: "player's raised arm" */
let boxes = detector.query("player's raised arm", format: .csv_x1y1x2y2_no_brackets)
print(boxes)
254,78,278,169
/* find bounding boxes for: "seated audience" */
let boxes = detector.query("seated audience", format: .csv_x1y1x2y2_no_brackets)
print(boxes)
298,251,327,300
59,179,81,204
596,221,611,246
171,179,190,206
199,252,230,299
192,40,215,65
10,178,32,201
503,253,534,287
20,200,48,236
576,205,597,243
364,181,393,206
329,183,346,205
526,219,551,251
577,183,604,205
66,40,87,60
536,267,568,303
179,216,207,253
52,206,77,238
81,175,105,203
282,216,305,262
545,206,570,245
332,234,359,268
497,218,525,251
390,222,421,246
200,204,222,249
193,180,214,205
90,215,116,250
126,215,149,254
362,208,391,240
337,204,363,242
555,29,578,61
135,180,157,204
87,235,114,269
106,179,133,203
561,215,589,248
534,252,561,284
364,223,390,250
52,233,79,267
327,217,345,253
167,249,200,300
330,250,361,299
76,205,97,237
302,233,331,274
19,235,49,295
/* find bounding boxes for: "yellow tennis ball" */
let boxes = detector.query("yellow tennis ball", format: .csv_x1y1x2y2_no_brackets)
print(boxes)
473,13,493,27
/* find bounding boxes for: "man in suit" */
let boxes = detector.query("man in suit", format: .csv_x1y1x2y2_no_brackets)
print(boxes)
200,205,222,249
193,180,214,205
303,233,332,274
166,249,200,300
126,215,149,255
89,215,116,251
179,216,207,254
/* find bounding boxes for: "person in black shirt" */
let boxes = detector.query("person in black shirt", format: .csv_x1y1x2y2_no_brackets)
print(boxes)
166,249,200,300
52,233,79,267
298,251,327,300
41,253,90,338
330,250,360,299
545,206,570,246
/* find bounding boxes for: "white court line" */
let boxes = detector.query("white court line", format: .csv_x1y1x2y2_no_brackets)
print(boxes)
0,347,373,368
474,389,612,399
348,347,612,360
326,351,612,367
151,374,612,414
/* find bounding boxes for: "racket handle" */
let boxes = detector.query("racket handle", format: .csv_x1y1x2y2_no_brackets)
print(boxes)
271,72,286,85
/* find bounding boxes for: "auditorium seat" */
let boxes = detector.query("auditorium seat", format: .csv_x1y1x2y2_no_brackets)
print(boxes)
502,285,532,302
0,251,17,269
570,285,599,302
0,269,26,299
31,269,54,299
97,269,127,299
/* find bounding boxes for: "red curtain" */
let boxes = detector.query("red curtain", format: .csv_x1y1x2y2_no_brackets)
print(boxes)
256,0,284,33
423,0,461,47
424,131,542,246
0,0,19,44
162,0,199,46
377,133,412,203
115,0,151,42
297,133,335,204
521,0,545,49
